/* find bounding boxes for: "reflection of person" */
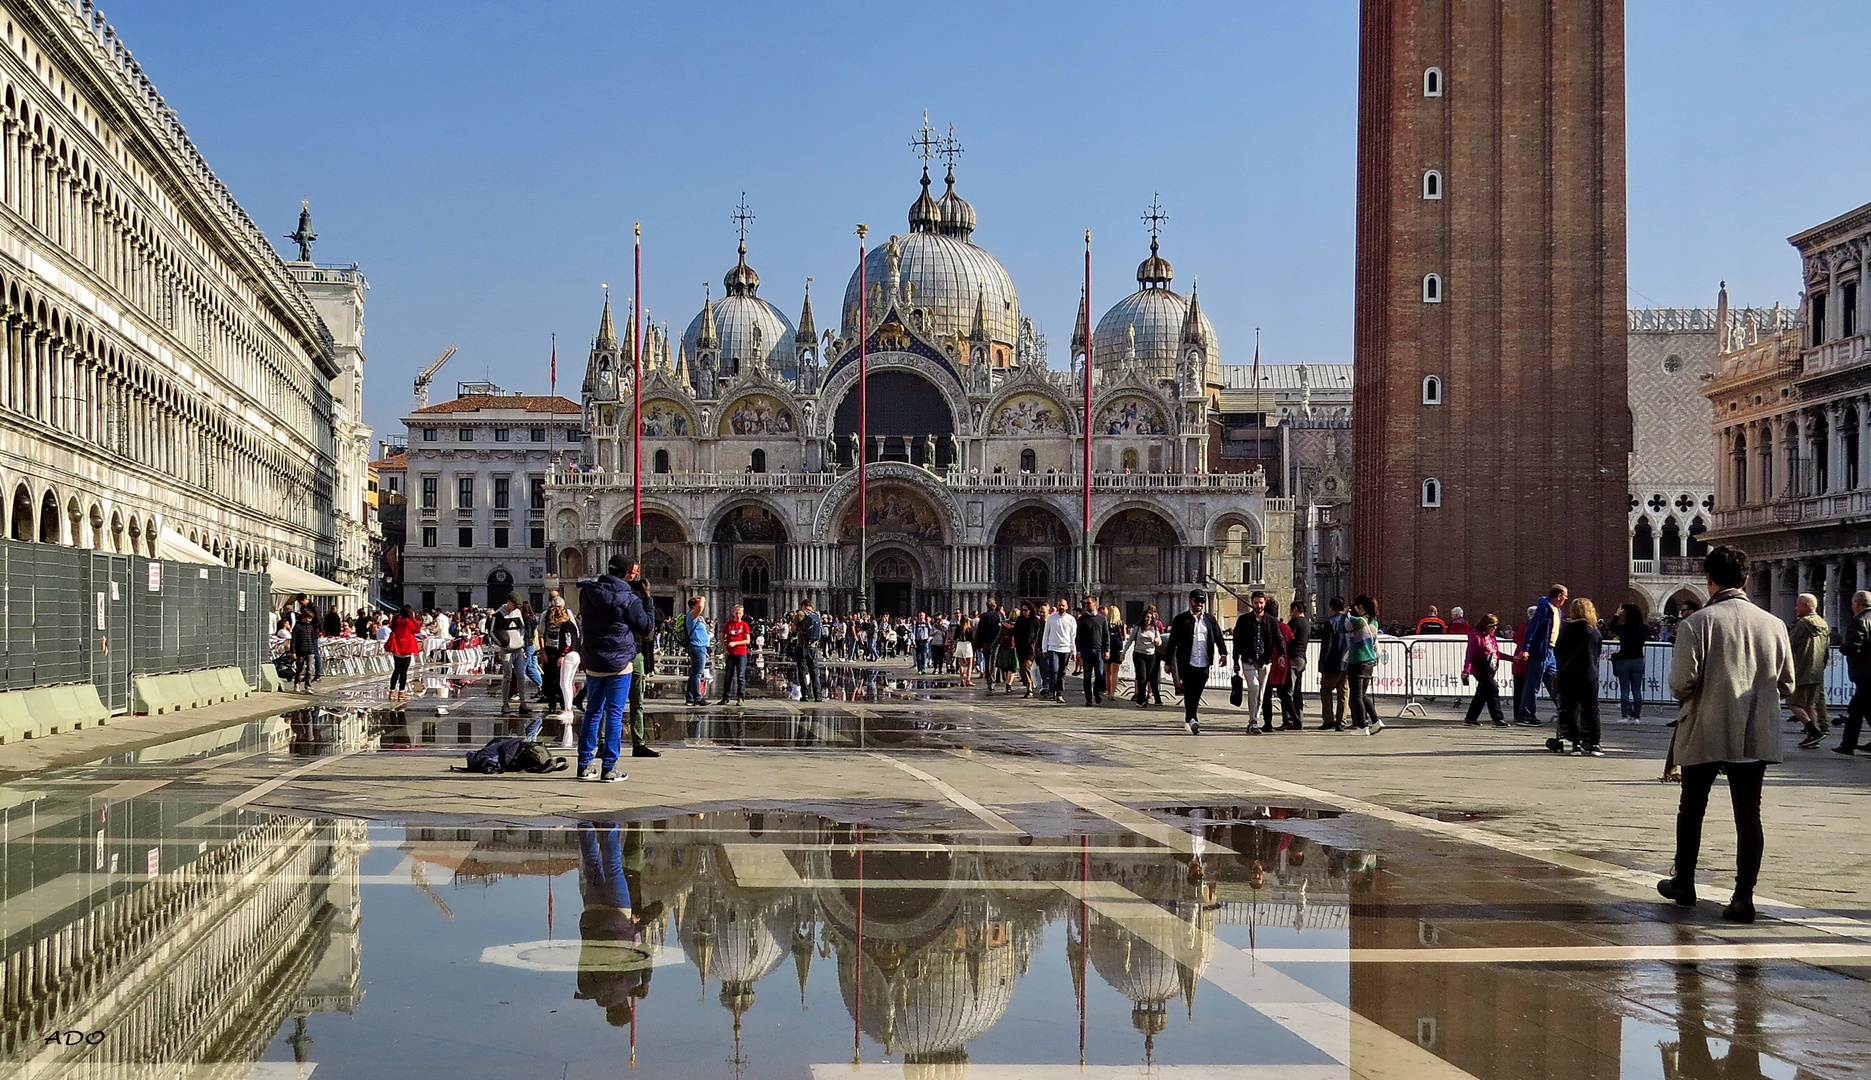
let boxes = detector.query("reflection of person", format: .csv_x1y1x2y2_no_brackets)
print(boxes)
1659,547,1792,924
575,820,662,1025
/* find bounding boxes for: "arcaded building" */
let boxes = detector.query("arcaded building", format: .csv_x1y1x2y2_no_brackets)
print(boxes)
1351,0,1630,623
0,1,352,579
546,156,1292,622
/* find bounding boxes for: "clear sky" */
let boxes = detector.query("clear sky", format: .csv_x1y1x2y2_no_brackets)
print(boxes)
99,0,1871,437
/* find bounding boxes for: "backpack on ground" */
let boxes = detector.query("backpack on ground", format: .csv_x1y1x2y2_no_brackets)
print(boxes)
459,736,567,775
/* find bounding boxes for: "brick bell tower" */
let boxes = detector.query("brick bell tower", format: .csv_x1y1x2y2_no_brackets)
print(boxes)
1351,0,1630,626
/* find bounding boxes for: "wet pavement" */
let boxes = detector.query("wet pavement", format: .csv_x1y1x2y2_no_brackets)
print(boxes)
2,683,1871,1078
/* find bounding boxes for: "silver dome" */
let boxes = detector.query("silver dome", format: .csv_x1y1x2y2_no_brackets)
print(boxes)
1093,286,1219,380
840,232,1020,346
684,294,797,374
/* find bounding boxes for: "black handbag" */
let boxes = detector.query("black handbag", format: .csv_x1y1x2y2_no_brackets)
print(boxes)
1230,673,1244,707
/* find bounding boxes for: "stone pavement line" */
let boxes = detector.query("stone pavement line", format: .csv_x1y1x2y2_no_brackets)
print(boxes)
178,751,361,828
1040,783,1238,854
721,843,806,887
1074,731,1871,946
870,753,1025,834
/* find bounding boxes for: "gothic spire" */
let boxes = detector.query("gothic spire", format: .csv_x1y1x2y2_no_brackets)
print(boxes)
1071,286,1089,352
1180,280,1207,346
970,287,989,341
795,280,817,344
596,295,618,352
696,284,718,350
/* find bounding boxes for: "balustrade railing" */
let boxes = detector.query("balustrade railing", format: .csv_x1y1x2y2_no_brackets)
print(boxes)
546,468,1269,493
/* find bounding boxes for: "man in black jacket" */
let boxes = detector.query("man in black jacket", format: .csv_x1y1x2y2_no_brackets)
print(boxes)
796,599,824,702
974,601,1004,691
1232,591,1284,733
1315,597,1351,730
1167,590,1228,734
1280,601,1312,729
1013,602,1043,698
1836,591,1871,754
1076,596,1110,706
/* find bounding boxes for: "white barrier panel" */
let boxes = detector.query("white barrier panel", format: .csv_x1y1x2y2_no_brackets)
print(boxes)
1403,636,1473,700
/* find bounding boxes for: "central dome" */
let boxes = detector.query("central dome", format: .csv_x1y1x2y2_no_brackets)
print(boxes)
1092,239,1219,382
683,241,798,377
840,170,1020,346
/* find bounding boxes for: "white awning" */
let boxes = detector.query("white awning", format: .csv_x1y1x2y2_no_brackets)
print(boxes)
266,559,353,598
154,526,226,567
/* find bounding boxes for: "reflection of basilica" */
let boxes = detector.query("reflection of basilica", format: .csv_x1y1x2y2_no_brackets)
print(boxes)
0,793,365,1078
549,130,1293,621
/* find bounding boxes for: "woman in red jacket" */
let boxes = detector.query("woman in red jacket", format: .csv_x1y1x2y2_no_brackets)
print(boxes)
387,604,424,701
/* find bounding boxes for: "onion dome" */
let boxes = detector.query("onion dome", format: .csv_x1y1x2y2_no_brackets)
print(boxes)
724,239,760,297
1136,236,1173,288
935,166,977,242
908,167,941,233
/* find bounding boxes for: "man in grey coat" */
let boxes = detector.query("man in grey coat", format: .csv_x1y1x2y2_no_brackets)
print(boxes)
1658,546,1794,924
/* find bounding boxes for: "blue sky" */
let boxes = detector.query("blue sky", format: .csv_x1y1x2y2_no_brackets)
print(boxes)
100,0,1871,436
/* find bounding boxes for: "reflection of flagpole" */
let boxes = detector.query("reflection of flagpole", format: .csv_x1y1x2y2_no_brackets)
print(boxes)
853,823,865,1065
1079,833,1089,1067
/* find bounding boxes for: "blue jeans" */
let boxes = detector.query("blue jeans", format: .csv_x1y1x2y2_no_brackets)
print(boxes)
722,653,748,702
686,645,708,703
1612,657,1644,719
523,645,543,687
915,640,930,671
577,820,631,909
1515,658,1558,722
1040,651,1070,696
1079,650,1105,703
579,672,633,772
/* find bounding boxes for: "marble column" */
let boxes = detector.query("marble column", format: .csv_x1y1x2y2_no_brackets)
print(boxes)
1825,558,1845,629
1759,561,1778,619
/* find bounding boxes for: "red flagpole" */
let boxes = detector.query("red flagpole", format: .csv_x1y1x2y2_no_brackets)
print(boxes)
549,333,557,398
632,222,643,560
857,224,869,613
1082,230,1093,593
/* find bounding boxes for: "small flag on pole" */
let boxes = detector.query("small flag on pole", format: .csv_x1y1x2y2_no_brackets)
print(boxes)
549,333,557,397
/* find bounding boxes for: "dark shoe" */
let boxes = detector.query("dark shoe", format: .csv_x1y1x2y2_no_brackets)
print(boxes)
1657,877,1697,907
599,768,625,783
1586,745,1605,757
1514,719,1543,727
1464,720,1482,727
1832,745,1856,757
632,744,660,758
1798,732,1824,749
1722,895,1756,923
1546,738,1567,754
1493,719,1510,727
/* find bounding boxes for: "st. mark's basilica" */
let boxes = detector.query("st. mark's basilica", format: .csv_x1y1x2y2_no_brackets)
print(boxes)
545,141,1289,622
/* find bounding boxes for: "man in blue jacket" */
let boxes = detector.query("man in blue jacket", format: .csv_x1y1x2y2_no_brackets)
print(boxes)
1514,583,1568,726
577,554,654,782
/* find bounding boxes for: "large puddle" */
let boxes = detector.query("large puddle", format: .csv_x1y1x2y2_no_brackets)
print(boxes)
0,719,1844,1079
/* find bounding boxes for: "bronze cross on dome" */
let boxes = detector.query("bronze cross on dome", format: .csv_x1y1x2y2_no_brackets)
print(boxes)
909,109,939,163
732,193,754,244
1143,193,1169,240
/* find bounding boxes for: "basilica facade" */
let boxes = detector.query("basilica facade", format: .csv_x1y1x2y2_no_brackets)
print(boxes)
545,162,1290,623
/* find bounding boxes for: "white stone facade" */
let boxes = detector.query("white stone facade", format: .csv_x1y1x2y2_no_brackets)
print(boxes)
545,167,1292,623
290,259,379,597
0,1,346,577
402,392,583,611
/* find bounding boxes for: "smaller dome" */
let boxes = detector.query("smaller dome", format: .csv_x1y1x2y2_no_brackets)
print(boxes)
908,168,941,232
1136,237,1173,287
936,168,976,241
724,241,760,297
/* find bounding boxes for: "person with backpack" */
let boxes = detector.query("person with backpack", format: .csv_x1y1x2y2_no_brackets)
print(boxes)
796,599,825,702
624,577,660,758
577,555,654,782
492,595,533,724
1316,597,1350,730
1347,595,1384,734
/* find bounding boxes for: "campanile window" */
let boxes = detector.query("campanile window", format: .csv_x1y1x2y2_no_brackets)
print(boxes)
1423,274,1443,303
1421,478,1442,507
1423,67,1444,97
1422,375,1443,405
1423,170,1442,199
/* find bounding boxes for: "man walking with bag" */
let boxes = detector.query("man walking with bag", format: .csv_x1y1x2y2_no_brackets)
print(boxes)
1658,547,1794,923
1833,590,1871,755
1169,590,1227,735
1232,591,1283,734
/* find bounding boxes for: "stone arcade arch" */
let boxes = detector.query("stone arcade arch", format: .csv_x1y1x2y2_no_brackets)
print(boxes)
1095,507,1184,624
992,504,1073,605
713,503,788,621
833,481,950,615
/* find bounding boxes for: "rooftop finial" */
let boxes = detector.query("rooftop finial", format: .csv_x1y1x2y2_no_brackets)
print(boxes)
286,199,315,262
732,192,755,249
909,109,939,164
1143,193,1168,241
939,123,964,182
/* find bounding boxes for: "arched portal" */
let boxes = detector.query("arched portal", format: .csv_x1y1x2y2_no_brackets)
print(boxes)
1097,508,1181,621
869,552,919,617
836,482,947,613
993,505,1070,605
713,504,786,620
38,491,59,543
831,370,956,467
486,567,514,609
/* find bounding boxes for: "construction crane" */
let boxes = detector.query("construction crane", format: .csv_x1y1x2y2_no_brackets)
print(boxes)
413,344,457,409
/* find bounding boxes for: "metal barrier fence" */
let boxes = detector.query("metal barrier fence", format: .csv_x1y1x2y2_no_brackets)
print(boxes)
0,538,271,713
1294,633,1858,711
